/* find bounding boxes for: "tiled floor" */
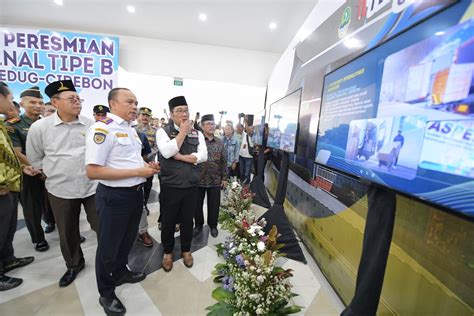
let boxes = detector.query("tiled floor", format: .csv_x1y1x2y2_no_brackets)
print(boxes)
1,180,345,315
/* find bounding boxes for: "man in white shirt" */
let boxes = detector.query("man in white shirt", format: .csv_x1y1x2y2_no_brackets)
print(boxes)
239,126,254,184
85,87,159,315
156,96,207,272
26,80,99,288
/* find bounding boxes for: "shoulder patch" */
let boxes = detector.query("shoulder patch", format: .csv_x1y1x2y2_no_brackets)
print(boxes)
98,117,113,125
94,132,107,144
6,117,20,124
94,128,109,134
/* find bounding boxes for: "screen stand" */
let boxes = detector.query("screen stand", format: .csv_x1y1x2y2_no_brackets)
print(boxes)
250,146,271,208
342,184,397,316
257,150,306,263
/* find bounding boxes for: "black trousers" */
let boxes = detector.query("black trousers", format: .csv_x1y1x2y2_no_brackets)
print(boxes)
160,185,197,254
42,188,55,225
342,185,396,316
0,192,18,272
95,184,143,298
48,193,99,271
20,174,46,243
143,176,153,205
194,186,221,229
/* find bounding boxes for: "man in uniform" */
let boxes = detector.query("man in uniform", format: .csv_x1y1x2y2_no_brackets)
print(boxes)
193,114,227,238
0,82,36,291
42,102,56,118
135,107,158,247
26,80,100,287
6,86,49,252
93,104,110,121
135,107,158,213
157,96,207,272
85,87,159,315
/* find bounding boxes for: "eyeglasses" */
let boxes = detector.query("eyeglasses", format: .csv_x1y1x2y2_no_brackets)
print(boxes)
202,122,215,126
173,109,189,114
54,96,84,104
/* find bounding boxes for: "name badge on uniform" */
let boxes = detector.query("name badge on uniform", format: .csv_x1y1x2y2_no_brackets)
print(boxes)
116,133,128,138
188,130,198,138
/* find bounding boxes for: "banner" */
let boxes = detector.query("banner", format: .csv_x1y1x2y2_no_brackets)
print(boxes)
0,27,119,117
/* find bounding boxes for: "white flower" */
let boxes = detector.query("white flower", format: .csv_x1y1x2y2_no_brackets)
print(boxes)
257,241,266,252
231,181,239,189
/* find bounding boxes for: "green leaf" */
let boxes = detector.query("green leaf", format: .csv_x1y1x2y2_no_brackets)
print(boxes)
279,305,303,314
212,286,235,302
213,275,224,283
272,267,286,274
206,302,237,316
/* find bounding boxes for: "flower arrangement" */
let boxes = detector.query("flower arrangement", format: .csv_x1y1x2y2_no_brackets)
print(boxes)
207,182,301,316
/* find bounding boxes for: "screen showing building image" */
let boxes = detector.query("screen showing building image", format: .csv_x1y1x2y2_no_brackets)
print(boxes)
267,89,302,153
315,18,474,217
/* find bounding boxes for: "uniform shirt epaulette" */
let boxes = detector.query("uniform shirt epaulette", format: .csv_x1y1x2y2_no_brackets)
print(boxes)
98,117,113,125
6,117,21,124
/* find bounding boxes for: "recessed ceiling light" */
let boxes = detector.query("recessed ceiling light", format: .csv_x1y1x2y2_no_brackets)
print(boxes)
54,0,63,6
126,5,136,13
344,37,363,49
269,22,277,30
435,31,445,36
199,13,207,22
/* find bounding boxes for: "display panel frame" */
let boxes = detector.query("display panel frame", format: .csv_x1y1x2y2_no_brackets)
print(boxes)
313,14,474,220
252,109,266,146
267,88,303,154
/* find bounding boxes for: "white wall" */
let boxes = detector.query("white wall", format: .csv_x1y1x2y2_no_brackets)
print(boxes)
120,35,280,87
118,67,266,125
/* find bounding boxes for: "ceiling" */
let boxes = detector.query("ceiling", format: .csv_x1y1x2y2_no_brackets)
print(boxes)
0,0,318,53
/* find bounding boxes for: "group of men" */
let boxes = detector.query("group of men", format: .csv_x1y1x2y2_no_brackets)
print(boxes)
0,80,229,315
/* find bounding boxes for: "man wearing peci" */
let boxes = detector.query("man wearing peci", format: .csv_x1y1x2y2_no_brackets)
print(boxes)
85,87,159,315
26,80,100,287
157,96,207,272
193,114,227,238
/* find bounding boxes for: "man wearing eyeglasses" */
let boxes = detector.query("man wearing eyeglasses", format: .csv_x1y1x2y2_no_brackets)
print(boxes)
7,86,49,253
193,114,227,238
26,80,100,288
157,96,207,272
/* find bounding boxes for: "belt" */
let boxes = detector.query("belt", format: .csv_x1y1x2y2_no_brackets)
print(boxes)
100,183,144,191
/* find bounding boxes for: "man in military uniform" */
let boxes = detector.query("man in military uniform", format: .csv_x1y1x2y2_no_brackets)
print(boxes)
6,86,49,252
0,81,36,291
135,107,158,212
157,96,207,272
134,107,158,247
93,104,110,121
86,87,159,315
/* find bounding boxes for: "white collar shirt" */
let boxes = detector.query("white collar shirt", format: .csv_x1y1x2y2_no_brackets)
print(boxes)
85,113,145,187
26,112,97,199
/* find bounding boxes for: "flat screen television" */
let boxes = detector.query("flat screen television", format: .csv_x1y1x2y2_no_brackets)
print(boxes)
252,109,266,146
315,18,474,218
267,89,302,153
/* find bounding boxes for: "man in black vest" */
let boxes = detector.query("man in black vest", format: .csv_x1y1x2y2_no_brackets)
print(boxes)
156,96,207,272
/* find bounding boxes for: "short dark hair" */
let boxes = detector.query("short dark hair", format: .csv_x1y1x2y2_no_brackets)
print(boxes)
0,81,10,97
13,101,20,110
108,88,131,104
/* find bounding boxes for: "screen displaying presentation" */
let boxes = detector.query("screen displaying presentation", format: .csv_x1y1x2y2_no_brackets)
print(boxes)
267,89,302,153
315,18,474,217
252,109,266,146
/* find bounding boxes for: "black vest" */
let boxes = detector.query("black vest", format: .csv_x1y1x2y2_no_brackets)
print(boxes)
159,124,200,188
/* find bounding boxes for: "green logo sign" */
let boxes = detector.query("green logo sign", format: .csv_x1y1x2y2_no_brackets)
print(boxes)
338,7,352,39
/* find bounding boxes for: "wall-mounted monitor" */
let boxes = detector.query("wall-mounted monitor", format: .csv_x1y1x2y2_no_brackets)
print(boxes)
252,109,266,146
267,89,302,153
315,18,474,218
